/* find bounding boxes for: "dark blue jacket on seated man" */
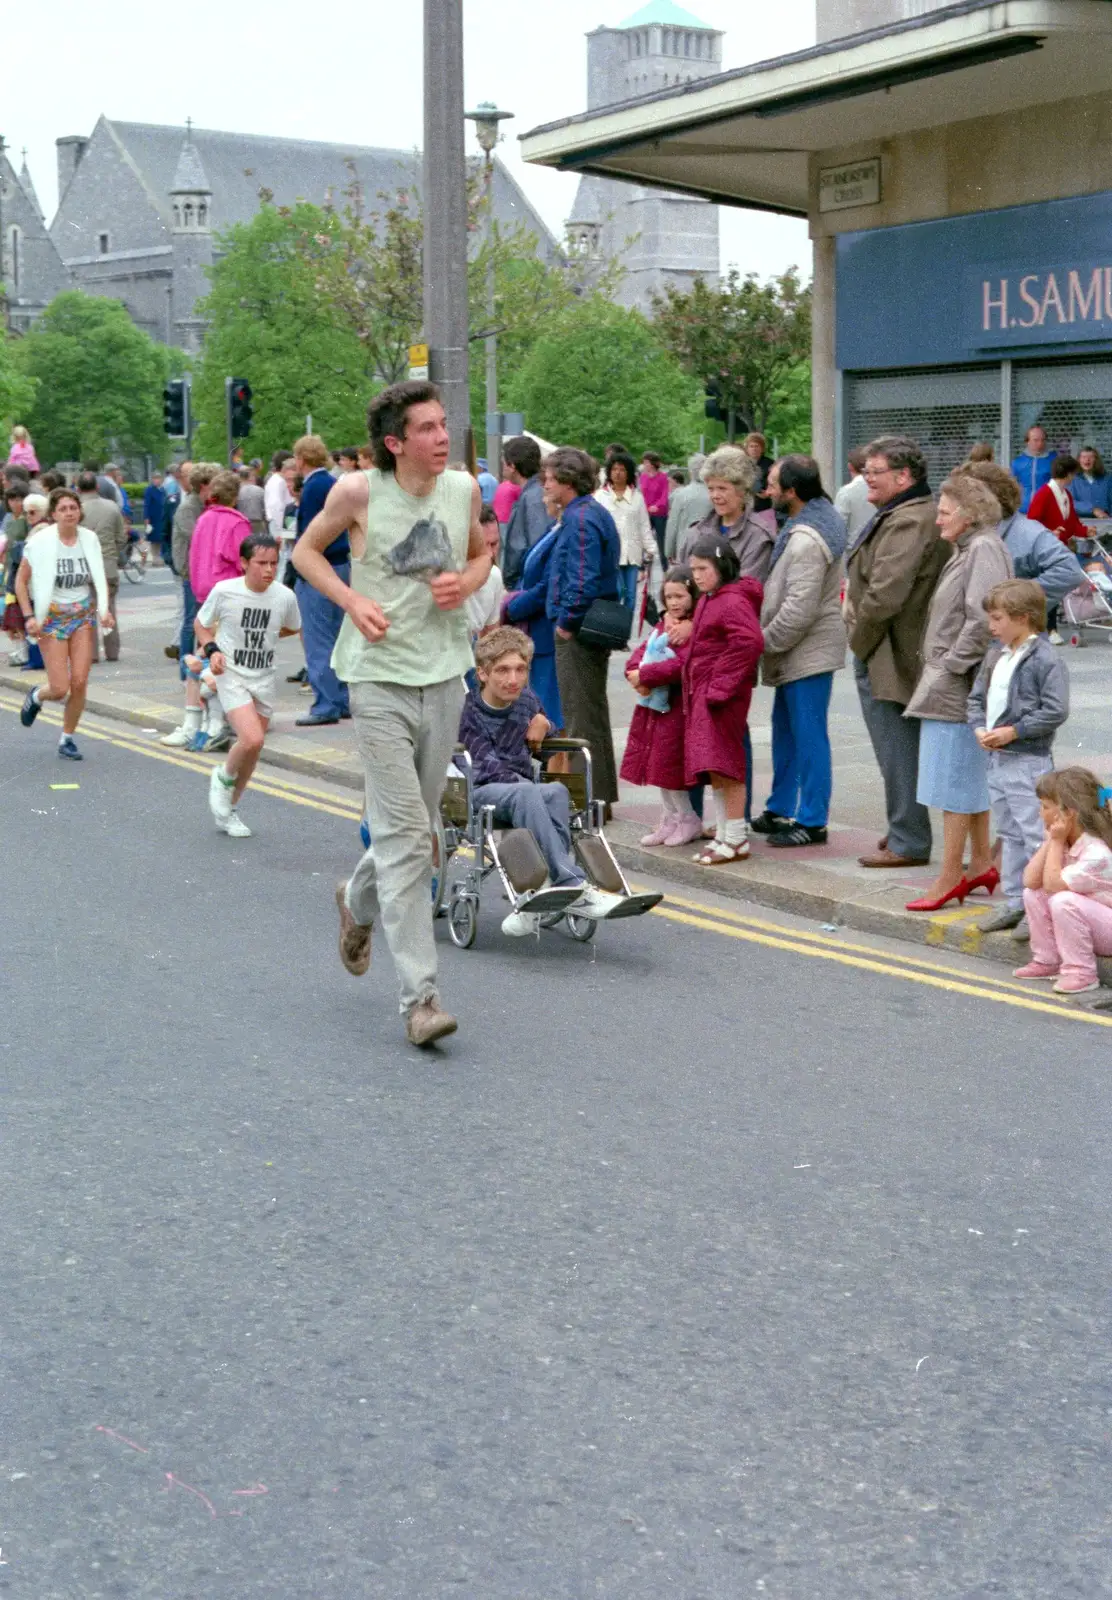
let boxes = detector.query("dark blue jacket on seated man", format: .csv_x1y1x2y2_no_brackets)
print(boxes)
545,493,620,634
294,454,348,724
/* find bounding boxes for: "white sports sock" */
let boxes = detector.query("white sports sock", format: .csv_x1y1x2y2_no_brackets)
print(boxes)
31,686,41,705
659,788,679,815
712,789,729,837
724,817,749,846
218,765,236,788
184,706,203,733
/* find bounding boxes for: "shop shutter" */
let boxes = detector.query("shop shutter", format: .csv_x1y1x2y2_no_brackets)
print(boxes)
1010,359,1112,462
844,366,1001,481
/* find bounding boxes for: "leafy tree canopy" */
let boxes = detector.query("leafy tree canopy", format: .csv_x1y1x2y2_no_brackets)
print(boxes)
503,299,703,461
14,292,175,464
651,267,812,440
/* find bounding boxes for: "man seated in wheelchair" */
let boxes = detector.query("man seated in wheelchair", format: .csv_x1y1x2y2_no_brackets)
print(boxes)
458,626,627,935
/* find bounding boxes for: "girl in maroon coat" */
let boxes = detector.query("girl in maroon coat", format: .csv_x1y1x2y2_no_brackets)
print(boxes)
620,566,702,847
682,533,764,865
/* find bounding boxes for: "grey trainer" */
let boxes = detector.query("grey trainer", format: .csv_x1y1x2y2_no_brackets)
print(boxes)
405,1000,458,1047
335,882,371,975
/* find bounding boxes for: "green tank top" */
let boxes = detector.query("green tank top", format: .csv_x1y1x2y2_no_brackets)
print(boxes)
331,467,475,686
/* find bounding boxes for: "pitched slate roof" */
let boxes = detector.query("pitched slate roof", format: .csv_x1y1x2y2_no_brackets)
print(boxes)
170,137,211,195
618,0,714,28
105,120,558,254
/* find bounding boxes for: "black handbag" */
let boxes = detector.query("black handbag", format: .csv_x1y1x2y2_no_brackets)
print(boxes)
577,597,633,651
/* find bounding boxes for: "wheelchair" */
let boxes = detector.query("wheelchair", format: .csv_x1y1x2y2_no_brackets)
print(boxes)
436,737,663,949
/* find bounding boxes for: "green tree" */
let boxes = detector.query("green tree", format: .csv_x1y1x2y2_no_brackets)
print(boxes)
765,361,813,455
191,201,375,461
0,331,37,433
503,299,703,460
651,268,812,440
14,292,174,463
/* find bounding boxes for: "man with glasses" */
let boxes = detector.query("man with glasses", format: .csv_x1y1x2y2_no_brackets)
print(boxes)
844,435,949,869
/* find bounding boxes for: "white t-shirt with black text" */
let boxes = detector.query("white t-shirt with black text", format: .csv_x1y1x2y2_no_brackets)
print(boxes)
196,578,301,691
52,549,93,607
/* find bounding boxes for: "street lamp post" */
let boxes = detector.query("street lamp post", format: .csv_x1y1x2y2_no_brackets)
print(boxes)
423,0,470,458
465,102,513,480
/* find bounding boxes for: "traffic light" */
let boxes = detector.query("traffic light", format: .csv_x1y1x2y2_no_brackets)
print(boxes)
704,379,724,423
163,378,189,437
228,378,254,439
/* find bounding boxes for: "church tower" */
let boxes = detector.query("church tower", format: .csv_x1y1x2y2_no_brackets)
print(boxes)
169,124,212,354
570,1,722,311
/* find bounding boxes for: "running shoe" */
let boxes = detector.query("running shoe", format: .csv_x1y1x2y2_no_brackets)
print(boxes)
58,736,82,760
160,724,194,747
209,765,234,822
20,689,41,726
187,730,209,752
217,811,251,838
206,729,233,753
568,885,626,920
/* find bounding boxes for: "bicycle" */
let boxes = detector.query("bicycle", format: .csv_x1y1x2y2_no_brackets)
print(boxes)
119,541,145,585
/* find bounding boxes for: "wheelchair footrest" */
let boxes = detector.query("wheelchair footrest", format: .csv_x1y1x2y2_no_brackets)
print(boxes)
520,885,585,915
494,828,549,895
597,891,663,920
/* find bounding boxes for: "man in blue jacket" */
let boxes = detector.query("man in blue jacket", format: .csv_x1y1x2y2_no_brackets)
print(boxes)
501,436,550,586
544,446,621,806
292,434,348,726
1010,423,1054,514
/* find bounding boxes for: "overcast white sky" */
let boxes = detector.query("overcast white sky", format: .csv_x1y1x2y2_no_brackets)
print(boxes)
15,0,814,282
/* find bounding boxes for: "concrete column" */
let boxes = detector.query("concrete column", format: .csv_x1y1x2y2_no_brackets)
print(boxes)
811,232,837,489
423,0,471,459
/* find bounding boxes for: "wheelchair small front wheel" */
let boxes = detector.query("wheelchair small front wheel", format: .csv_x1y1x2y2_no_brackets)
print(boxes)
565,913,597,943
448,894,478,949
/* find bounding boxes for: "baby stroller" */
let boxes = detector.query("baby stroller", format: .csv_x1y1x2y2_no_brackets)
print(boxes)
1062,535,1112,645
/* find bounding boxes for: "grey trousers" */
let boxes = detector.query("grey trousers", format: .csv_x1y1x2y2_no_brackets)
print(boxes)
988,749,1052,906
475,780,582,886
346,675,464,1013
853,656,932,859
555,632,619,804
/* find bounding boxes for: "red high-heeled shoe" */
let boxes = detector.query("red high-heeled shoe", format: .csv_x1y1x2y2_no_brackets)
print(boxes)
963,866,999,897
906,877,970,912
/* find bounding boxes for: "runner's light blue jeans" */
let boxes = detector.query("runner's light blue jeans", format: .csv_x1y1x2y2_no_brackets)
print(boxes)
345,676,464,1013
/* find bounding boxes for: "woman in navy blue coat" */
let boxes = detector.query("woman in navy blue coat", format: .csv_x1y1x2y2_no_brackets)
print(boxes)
503,525,562,727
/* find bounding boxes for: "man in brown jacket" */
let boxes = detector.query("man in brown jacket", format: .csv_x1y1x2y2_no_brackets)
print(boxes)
78,472,129,662
844,436,949,868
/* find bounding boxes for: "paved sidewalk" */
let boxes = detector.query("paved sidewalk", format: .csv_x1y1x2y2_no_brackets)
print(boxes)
7,566,1112,972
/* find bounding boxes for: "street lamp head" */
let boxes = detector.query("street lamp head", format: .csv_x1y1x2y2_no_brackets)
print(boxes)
465,101,513,156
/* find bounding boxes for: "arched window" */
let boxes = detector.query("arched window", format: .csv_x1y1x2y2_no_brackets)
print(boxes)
183,201,193,227
197,202,207,226
173,204,182,228
8,225,20,292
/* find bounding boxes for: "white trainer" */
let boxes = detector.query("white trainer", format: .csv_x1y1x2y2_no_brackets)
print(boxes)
208,765,234,822
218,810,252,838
569,885,626,921
501,909,542,937
161,725,193,747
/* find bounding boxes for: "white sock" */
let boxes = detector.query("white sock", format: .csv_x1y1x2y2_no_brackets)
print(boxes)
218,765,236,788
724,817,749,846
664,788,696,817
712,789,729,837
184,706,203,733
659,788,679,815
31,686,41,705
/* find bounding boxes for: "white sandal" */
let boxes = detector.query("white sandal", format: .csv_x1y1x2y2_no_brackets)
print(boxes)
693,839,750,866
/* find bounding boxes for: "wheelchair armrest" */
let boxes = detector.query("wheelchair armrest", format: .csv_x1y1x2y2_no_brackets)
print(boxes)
539,737,590,754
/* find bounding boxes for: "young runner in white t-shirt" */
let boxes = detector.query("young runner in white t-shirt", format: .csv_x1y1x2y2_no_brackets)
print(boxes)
194,533,301,837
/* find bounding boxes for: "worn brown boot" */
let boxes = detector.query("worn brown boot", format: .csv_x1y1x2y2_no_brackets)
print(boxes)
405,999,458,1047
335,882,371,975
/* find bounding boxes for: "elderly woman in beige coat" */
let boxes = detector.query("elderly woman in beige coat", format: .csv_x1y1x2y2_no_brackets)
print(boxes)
903,473,1013,911
679,446,776,583
750,456,847,847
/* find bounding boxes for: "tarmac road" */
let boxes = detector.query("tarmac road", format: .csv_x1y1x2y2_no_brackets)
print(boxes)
2,696,1109,1599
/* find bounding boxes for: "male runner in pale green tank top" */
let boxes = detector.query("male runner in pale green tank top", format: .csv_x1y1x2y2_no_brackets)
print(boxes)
293,381,490,1048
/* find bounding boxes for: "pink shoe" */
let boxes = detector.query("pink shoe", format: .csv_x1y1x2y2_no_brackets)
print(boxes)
1012,962,1060,980
639,817,675,847
1052,974,1101,994
664,813,704,847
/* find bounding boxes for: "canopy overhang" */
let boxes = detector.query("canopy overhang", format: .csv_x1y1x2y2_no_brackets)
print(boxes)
520,0,1112,218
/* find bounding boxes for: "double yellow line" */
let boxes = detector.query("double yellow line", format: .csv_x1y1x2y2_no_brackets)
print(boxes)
5,695,1109,1029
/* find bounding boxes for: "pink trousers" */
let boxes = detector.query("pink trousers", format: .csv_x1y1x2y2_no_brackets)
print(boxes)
1023,887,1112,983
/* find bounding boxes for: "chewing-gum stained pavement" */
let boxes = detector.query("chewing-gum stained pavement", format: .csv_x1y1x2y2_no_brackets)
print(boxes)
8,565,1112,973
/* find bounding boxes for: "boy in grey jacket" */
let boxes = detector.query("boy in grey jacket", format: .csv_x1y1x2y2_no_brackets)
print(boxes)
968,578,1069,932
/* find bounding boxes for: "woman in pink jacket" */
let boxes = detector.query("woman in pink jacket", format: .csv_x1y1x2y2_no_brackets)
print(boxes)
7,426,40,473
682,533,764,865
189,470,251,603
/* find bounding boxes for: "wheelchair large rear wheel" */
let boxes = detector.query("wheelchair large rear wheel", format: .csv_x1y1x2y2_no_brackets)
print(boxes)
448,893,478,949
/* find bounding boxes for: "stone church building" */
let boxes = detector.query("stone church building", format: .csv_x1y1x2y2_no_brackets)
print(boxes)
15,116,558,352
567,0,721,310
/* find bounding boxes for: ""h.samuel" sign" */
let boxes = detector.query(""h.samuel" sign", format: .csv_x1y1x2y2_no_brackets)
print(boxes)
979,265,1112,345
